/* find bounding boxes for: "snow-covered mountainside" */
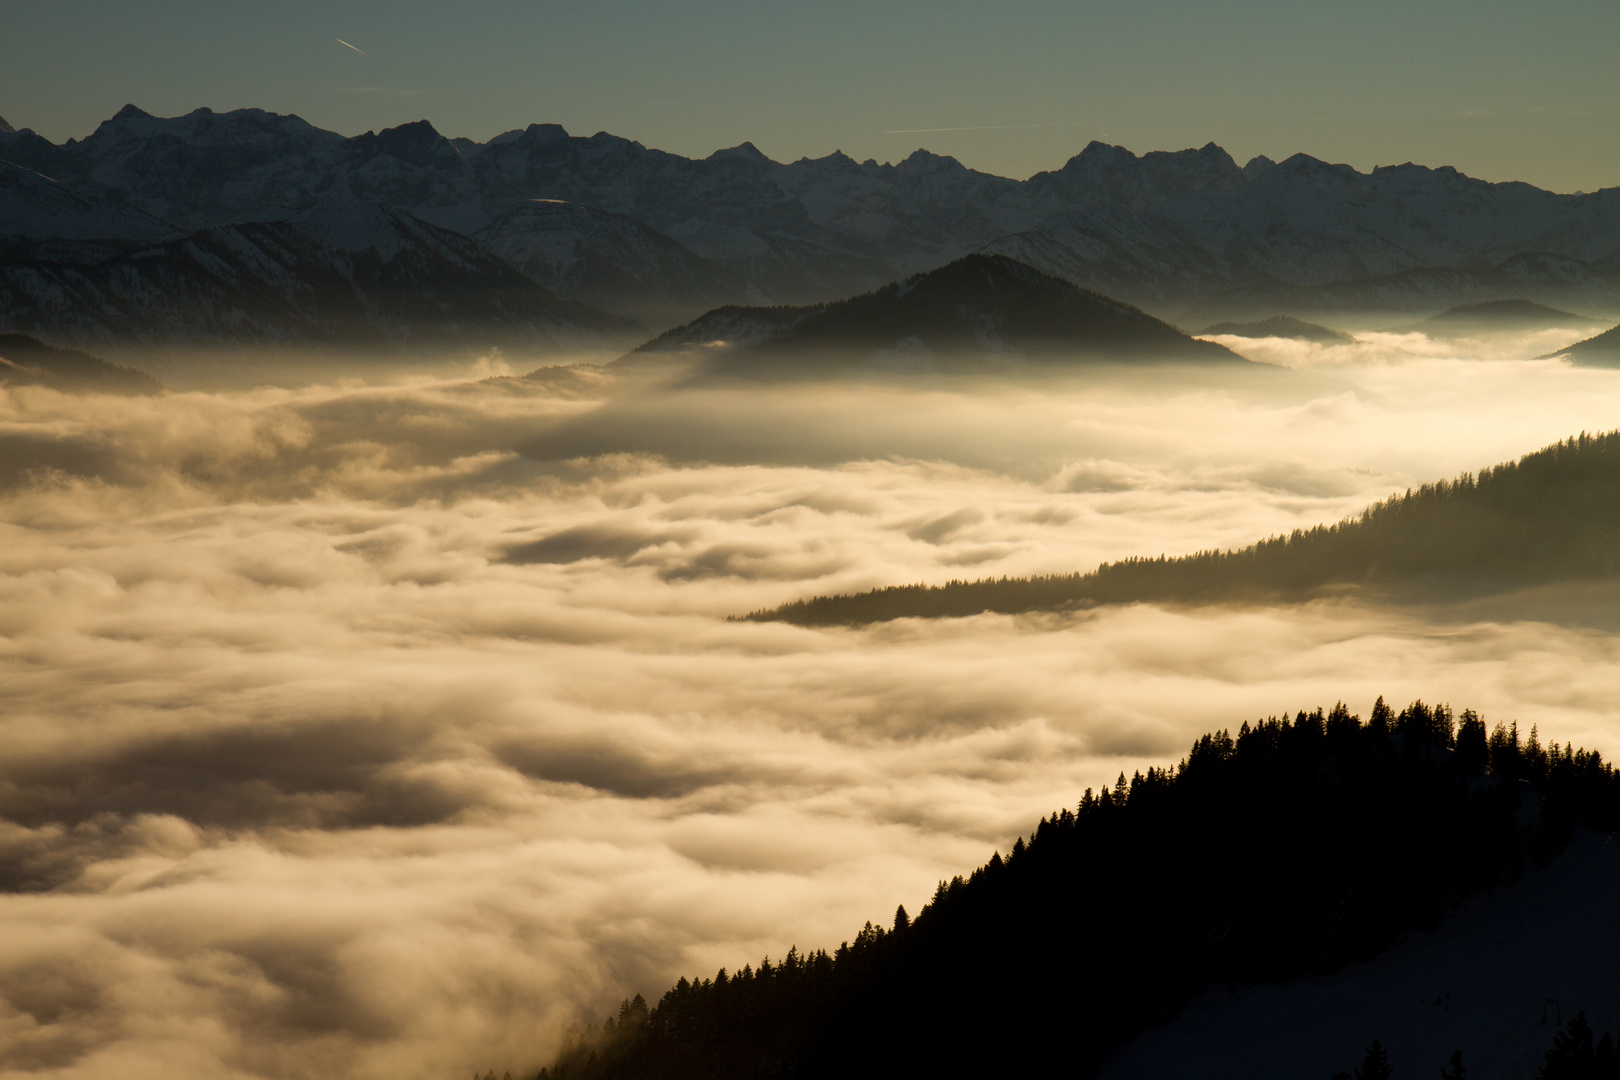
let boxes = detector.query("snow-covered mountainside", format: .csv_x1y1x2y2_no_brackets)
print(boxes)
1098,830,1620,1080
6,104,1620,332
629,254,1240,376
474,200,752,328
0,199,636,351
0,160,181,260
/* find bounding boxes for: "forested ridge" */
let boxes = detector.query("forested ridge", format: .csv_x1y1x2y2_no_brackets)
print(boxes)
747,430,1620,626
524,701,1620,1080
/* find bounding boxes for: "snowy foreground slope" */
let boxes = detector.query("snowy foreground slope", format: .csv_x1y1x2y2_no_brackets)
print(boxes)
1099,830,1620,1080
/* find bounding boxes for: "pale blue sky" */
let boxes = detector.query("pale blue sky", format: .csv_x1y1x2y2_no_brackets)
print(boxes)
3,0,1616,191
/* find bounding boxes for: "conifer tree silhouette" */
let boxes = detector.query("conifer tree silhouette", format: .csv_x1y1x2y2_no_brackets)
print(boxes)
1356,1040,1393,1080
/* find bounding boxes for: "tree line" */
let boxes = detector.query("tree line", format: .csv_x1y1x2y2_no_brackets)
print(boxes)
511,699,1620,1080
746,431,1620,625
1331,1013,1620,1080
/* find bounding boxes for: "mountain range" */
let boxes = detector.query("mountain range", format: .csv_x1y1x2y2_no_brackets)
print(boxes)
4,104,1620,350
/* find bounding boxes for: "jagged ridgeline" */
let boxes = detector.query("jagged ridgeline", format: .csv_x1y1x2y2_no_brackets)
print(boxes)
534,702,1620,1080
748,431,1620,626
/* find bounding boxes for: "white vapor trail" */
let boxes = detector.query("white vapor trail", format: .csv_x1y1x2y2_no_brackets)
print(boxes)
336,38,367,55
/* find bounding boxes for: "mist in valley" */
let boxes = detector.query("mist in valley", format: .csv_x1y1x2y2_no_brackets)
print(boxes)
5,325,1620,1079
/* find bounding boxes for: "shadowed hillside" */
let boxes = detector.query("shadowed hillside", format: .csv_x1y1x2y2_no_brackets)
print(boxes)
1413,298,1601,335
1560,322,1620,365
534,703,1620,1080
748,431,1620,626
0,333,161,393
1198,315,1351,343
625,254,1243,377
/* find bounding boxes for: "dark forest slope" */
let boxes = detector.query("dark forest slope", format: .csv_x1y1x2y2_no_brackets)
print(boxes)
1561,322,1620,365
535,703,1620,1080
0,333,161,393
625,254,1242,376
749,431,1620,626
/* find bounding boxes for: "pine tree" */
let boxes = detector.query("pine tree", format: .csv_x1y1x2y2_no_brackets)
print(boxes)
1540,1011,1598,1078
1441,1049,1466,1080
1356,1040,1393,1080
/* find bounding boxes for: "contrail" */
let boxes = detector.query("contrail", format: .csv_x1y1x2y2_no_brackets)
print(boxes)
882,121,1093,134
337,38,367,55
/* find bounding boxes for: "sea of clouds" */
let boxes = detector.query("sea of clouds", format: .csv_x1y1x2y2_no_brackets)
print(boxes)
4,329,1620,1079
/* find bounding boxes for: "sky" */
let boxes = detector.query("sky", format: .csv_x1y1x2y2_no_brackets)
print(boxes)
3,0,1618,192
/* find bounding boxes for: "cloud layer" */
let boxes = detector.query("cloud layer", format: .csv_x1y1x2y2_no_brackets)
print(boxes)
5,343,1620,1079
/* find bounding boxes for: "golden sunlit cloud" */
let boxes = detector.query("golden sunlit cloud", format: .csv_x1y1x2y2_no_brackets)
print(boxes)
4,340,1620,1078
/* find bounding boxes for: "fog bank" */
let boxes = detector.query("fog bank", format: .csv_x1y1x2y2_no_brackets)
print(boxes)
5,341,1620,1078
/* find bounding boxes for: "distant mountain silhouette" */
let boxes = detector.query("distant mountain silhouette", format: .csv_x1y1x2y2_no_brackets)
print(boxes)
626,254,1242,376
0,333,160,393
1401,299,1603,337
1199,315,1351,343
1183,255,1620,327
747,431,1620,625
532,702,1620,1080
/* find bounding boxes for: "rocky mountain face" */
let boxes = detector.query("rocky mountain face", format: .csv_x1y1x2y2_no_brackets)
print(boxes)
5,104,1620,341
473,200,756,329
0,160,182,262
0,198,635,351
630,253,1239,377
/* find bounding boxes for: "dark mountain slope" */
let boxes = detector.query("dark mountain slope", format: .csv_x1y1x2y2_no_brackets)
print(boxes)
1557,322,1620,366
749,431,1620,626
1425,298,1598,326
0,333,161,393
1407,299,1603,337
1182,254,1620,327
535,704,1620,1080
628,254,1241,376
0,202,637,351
